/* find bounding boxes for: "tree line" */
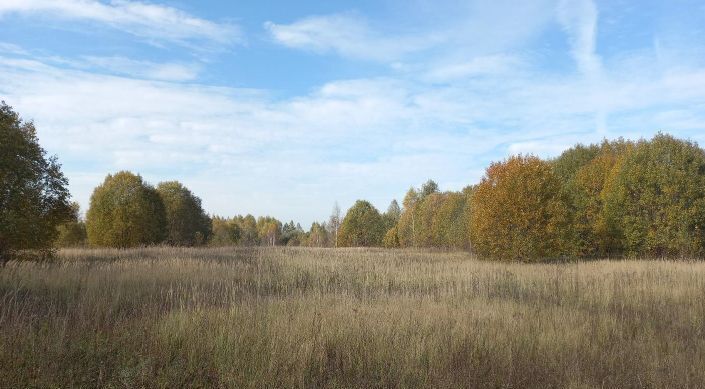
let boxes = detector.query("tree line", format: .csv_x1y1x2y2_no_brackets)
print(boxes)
370,135,705,261
4,102,705,261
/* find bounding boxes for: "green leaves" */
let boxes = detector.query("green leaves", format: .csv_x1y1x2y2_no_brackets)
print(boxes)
86,171,167,248
338,200,385,247
603,134,705,258
156,181,211,246
0,102,72,258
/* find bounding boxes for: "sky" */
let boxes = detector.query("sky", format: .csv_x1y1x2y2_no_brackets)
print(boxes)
1,0,705,226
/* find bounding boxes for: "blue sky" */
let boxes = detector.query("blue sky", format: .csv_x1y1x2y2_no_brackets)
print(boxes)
1,0,705,225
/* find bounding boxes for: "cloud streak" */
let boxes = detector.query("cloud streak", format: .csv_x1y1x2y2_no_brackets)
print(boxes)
264,13,440,62
0,0,240,46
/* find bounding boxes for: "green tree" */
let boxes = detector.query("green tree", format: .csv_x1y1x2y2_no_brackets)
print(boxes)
86,171,166,247
55,202,87,248
338,200,385,247
210,216,240,246
382,199,401,231
551,143,601,183
281,221,305,246
395,180,441,248
0,102,72,261
567,139,633,257
603,134,705,257
156,181,211,246
237,214,259,245
420,179,440,198
416,192,445,246
432,191,471,249
470,155,570,261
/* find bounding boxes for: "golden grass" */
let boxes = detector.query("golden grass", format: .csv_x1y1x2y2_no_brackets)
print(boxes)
1,246,705,387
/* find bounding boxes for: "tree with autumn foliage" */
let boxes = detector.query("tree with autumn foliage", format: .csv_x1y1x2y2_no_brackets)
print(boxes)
305,222,330,247
86,171,167,248
431,190,471,249
553,139,633,257
602,134,705,257
338,200,385,247
257,216,281,246
470,155,571,261
209,216,241,246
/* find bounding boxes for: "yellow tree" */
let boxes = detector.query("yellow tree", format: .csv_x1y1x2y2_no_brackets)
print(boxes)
470,155,570,261
257,216,281,246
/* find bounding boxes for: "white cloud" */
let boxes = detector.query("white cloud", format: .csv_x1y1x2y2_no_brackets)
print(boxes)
424,55,523,82
264,1,558,66
3,0,705,224
0,0,240,46
0,41,28,55
557,0,601,77
557,0,607,133
264,13,439,62
82,56,201,81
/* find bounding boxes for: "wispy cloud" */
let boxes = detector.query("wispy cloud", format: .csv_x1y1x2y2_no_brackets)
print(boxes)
3,40,705,223
264,13,439,62
557,0,601,77
82,56,201,81
556,0,607,133
423,54,523,82
0,41,28,55
0,0,240,46
2,1,705,223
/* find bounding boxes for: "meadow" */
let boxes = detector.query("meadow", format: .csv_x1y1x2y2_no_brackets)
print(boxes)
1,247,705,388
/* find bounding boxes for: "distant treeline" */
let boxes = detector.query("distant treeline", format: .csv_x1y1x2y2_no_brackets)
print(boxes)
4,101,705,261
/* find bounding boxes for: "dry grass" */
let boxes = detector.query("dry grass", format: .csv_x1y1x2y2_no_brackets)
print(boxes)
1,246,705,388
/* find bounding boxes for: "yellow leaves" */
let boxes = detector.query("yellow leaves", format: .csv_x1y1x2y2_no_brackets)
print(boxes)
470,155,569,261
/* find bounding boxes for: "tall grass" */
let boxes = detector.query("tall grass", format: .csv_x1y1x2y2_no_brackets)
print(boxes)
1,247,705,387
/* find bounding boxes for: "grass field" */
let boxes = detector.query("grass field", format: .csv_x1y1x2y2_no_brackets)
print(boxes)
1,247,705,388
